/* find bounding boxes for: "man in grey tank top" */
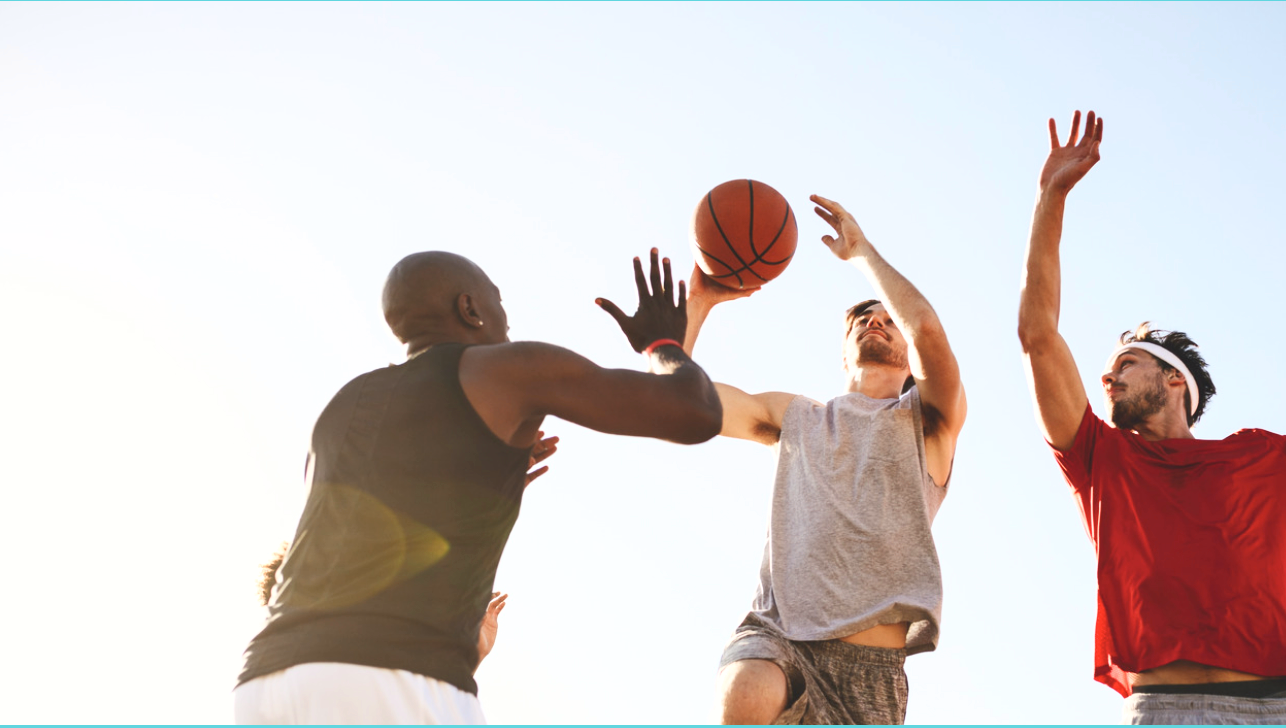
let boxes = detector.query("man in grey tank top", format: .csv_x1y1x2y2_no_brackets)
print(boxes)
684,194,967,724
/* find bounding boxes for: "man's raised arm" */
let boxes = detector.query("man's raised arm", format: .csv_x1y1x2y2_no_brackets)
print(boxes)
678,265,795,446
812,194,966,480
1017,110,1102,450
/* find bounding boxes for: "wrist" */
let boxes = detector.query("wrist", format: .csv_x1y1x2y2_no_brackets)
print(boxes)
1037,185,1070,206
686,286,719,309
643,338,684,357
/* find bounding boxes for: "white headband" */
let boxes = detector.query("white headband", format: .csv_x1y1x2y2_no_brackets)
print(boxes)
1104,341,1199,418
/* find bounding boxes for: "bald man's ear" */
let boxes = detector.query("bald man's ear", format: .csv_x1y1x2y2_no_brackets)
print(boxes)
456,293,485,329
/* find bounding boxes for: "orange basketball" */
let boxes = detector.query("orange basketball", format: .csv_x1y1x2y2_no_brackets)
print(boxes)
690,179,798,289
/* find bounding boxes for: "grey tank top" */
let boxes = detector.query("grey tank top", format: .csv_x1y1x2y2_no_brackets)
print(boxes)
751,387,948,654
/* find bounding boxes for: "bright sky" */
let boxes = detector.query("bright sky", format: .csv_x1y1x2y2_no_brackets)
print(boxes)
3,3,1284,724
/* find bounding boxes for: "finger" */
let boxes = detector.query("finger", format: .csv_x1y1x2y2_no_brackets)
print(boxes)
677,279,687,314
1095,115,1104,143
524,465,549,487
1048,118,1059,149
662,256,674,304
822,234,837,248
632,256,648,301
810,194,846,216
809,193,832,207
1068,110,1082,146
814,206,840,231
531,443,557,465
648,248,662,299
530,433,557,454
1081,111,1096,146
595,297,631,329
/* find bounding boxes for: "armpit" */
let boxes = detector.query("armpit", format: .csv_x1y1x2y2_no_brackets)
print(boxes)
921,402,943,439
752,420,782,442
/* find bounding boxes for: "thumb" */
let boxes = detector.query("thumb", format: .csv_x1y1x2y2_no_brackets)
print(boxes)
595,297,630,329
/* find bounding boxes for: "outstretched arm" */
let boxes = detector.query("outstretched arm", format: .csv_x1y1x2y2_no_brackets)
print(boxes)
461,249,723,448
681,265,794,445
812,195,967,482
682,264,756,357
1018,110,1103,450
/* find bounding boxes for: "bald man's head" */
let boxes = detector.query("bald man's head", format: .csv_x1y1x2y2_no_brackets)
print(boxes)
382,252,507,349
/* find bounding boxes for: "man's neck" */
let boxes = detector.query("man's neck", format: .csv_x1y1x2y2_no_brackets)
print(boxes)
844,366,907,400
405,331,480,358
1132,409,1195,441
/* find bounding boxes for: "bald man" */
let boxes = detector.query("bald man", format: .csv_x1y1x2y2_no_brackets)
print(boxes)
234,249,722,724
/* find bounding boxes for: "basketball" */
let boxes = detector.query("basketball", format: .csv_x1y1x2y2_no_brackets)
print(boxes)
690,179,798,290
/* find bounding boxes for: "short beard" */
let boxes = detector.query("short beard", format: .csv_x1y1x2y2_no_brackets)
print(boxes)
856,336,908,370
1109,372,1168,431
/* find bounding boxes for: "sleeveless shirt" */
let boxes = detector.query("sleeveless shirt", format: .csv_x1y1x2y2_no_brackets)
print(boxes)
752,387,948,654
238,343,531,695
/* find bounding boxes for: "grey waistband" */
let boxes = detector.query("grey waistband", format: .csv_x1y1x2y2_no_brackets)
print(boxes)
1123,691,1286,726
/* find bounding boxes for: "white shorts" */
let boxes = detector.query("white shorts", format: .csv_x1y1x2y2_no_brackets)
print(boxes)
233,662,487,724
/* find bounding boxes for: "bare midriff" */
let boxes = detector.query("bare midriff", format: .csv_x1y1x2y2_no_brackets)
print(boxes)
840,621,910,649
1131,660,1278,687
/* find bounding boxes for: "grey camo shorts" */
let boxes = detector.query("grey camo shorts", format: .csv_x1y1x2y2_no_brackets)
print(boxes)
1123,684,1286,725
719,613,908,725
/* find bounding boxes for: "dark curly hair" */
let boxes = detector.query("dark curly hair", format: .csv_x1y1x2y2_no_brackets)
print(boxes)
1119,323,1216,426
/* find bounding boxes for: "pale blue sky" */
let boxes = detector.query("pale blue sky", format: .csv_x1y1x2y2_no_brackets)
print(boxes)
2,2,1284,724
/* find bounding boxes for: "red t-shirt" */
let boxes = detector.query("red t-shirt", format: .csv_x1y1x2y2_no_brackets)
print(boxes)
1052,405,1286,697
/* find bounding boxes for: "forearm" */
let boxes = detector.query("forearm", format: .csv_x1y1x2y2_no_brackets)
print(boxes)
682,294,715,356
646,349,724,442
848,243,952,373
1018,190,1068,350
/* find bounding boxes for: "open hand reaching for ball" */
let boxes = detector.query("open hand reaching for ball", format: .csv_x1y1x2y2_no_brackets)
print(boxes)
812,194,872,261
595,248,688,353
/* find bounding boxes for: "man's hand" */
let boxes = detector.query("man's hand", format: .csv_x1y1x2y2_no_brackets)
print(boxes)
596,248,688,352
476,591,507,667
688,263,758,307
683,263,757,356
811,194,873,261
1040,110,1104,195
524,431,559,487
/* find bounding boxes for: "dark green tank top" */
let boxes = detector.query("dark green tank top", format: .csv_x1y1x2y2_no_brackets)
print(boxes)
238,343,530,695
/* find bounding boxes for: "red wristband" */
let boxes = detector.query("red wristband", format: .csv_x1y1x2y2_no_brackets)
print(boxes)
642,338,683,356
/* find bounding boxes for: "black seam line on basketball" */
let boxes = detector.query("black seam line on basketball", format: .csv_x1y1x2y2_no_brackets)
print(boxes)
758,206,794,262
694,244,743,280
697,239,776,281
747,180,757,258
696,243,760,280
699,244,776,281
707,192,754,287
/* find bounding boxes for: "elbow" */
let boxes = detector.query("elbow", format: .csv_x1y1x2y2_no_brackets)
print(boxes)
671,399,722,445
658,369,723,444
694,406,724,444
1017,290,1061,353
1016,321,1035,352
665,389,723,445
1017,314,1055,354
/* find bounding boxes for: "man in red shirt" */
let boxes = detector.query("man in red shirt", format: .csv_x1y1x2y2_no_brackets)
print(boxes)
1017,110,1286,724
